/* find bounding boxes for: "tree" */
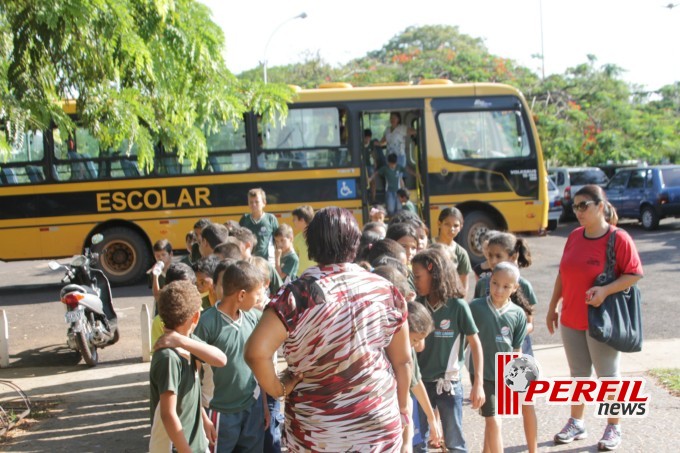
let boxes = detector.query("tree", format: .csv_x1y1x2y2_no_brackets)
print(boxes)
0,0,293,169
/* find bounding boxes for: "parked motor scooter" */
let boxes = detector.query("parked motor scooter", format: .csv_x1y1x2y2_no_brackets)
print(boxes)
48,234,119,366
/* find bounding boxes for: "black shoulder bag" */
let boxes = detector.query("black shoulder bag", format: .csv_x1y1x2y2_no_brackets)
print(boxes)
587,229,643,353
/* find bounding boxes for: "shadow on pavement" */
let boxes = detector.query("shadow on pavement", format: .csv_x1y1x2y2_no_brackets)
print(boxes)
1,365,150,453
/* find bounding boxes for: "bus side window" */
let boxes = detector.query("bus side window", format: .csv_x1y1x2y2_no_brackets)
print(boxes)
25,165,45,183
0,168,19,185
120,159,140,178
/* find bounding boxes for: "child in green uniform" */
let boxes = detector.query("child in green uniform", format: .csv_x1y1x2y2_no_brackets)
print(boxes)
397,188,417,214
411,248,485,453
472,232,538,452
149,281,227,453
435,207,472,296
469,262,530,453
194,260,268,452
368,153,405,216
273,223,299,282
239,188,279,261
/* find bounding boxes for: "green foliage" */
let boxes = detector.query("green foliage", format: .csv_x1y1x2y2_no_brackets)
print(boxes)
256,25,679,167
0,0,292,167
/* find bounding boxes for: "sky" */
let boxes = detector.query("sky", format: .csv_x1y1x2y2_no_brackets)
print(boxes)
199,0,679,91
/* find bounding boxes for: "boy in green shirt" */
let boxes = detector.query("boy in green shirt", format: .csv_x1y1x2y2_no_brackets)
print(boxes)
397,188,417,214
239,187,279,260
194,260,268,452
274,223,299,282
149,280,227,453
368,153,405,216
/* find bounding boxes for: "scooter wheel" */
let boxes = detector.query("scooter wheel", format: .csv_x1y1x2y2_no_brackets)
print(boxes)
76,330,99,366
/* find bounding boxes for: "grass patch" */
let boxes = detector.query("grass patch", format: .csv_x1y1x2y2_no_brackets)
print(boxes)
649,368,680,397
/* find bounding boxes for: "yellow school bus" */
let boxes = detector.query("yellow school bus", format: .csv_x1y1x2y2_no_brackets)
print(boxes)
0,80,547,284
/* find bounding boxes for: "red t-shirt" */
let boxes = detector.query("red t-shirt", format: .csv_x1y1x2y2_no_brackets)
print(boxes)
559,226,643,330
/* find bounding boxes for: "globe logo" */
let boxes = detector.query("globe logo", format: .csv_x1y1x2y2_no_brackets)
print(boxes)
503,355,541,393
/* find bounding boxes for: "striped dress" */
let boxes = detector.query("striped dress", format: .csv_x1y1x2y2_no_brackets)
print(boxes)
268,263,407,452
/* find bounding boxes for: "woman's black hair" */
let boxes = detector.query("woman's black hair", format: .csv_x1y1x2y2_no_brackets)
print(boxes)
355,229,383,262
306,207,361,265
411,248,464,305
386,222,418,243
574,184,619,225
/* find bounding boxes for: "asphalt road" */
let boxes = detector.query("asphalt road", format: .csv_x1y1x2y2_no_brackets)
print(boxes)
1,217,679,367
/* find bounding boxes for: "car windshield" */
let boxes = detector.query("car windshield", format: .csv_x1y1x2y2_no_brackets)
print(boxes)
570,169,608,185
661,168,680,187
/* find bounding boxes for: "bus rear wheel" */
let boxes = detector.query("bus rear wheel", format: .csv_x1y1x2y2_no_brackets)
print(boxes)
459,211,498,265
96,227,151,286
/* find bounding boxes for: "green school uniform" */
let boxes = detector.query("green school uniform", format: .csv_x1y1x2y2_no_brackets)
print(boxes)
417,297,478,382
239,212,278,260
280,250,299,280
149,335,207,453
469,297,527,381
194,306,262,413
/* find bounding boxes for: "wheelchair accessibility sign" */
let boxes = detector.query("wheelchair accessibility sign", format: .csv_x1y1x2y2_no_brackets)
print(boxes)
337,179,356,199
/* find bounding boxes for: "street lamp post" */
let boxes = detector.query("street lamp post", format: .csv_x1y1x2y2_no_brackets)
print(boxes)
263,12,308,84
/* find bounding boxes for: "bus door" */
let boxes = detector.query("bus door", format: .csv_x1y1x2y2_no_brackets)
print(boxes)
355,101,426,223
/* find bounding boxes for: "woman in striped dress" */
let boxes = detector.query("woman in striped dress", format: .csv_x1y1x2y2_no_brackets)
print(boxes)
245,207,412,452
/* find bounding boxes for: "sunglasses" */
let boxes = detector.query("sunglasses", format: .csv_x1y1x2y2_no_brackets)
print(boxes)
572,200,597,213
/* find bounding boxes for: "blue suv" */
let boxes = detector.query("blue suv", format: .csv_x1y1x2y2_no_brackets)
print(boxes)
605,165,680,230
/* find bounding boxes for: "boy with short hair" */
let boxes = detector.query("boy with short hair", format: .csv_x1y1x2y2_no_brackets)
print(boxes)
149,280,227,453
397,188,417,214
199,223,230,258
192,256,220,310
239,188,278,261
194,261,268,452
231,226,283,299
181,231,198,266
291,205,314,274
192,218,212,262
151,262,197,346
274,224,299,282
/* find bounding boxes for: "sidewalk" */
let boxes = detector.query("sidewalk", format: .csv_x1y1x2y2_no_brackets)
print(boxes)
1,340,679,452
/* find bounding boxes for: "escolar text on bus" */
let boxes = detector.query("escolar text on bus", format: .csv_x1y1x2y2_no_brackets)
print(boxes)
96,187,212,212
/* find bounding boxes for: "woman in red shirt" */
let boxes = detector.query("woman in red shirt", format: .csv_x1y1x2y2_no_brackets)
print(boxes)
546,185,643,452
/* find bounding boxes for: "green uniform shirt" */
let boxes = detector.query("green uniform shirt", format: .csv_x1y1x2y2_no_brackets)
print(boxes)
194,306,262,413
280,250,299,280
402,200,417,214
149,334,207,453
239,212,279,260
451,242,472,276
410,347,421,390
469,296,527,381
417,297,478,382
474,276,538,307
377,165,406,192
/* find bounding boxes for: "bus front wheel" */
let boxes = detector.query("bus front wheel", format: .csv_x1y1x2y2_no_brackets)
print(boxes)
96,227,151,286
459,211,498,265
